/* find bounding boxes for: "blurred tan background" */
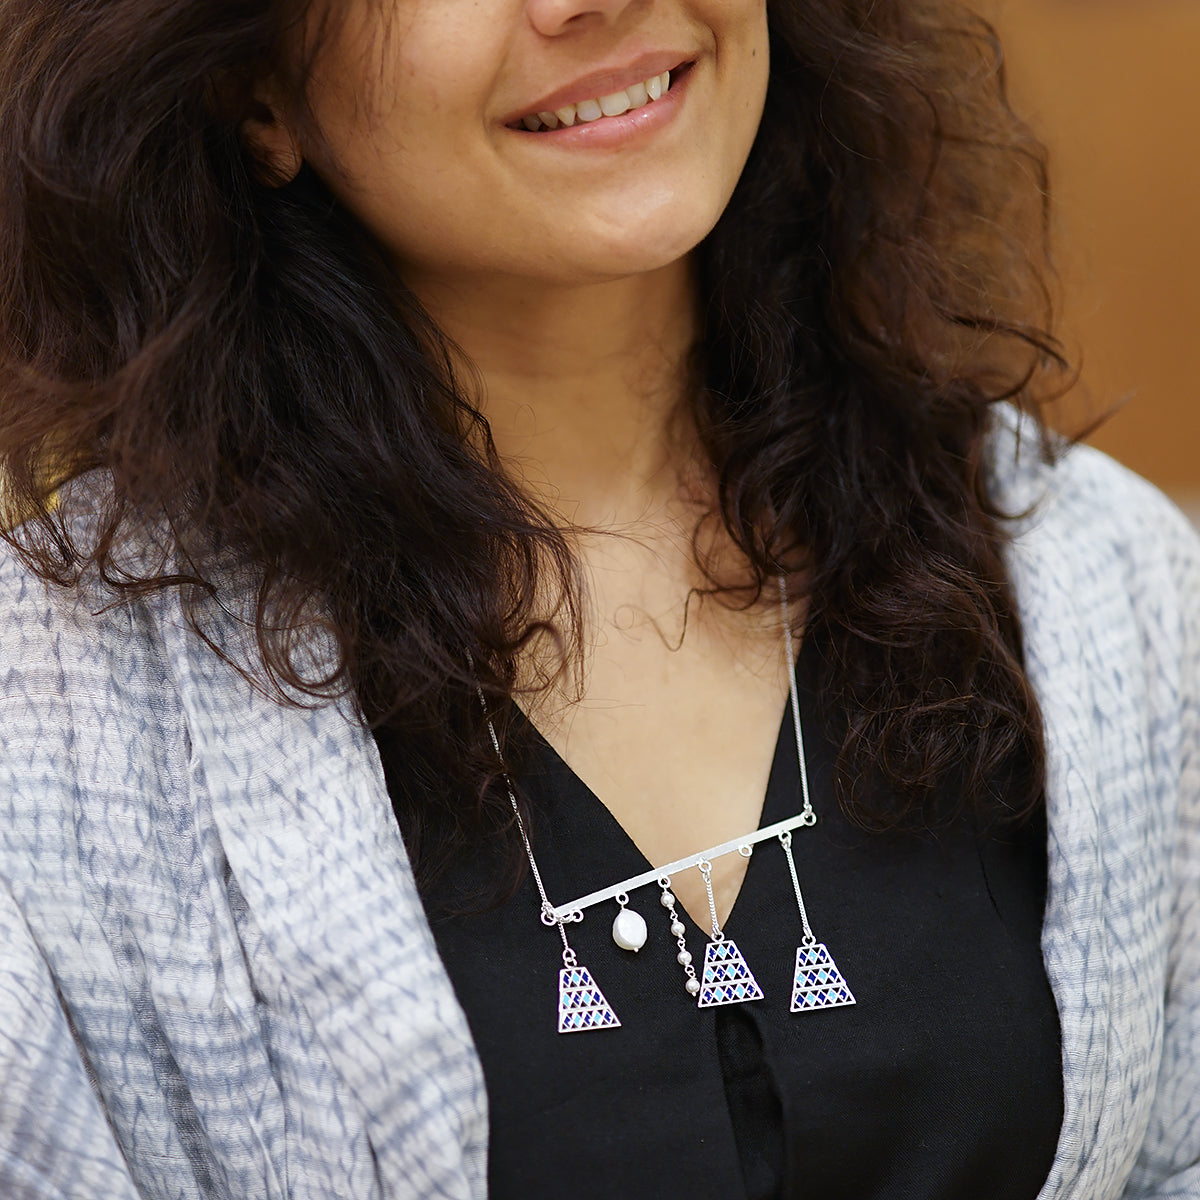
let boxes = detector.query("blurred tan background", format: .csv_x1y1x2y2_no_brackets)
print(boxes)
982,0,1200,519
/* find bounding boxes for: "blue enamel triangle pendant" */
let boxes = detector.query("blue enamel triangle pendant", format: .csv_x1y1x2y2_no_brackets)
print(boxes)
777,829,856,1014
557,964,621,1032
697,938,765,1007
789,941,856,1012
692,858,765,1007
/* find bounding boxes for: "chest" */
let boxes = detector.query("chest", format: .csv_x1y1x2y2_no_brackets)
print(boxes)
410,663,1064,1200
526,600,794,928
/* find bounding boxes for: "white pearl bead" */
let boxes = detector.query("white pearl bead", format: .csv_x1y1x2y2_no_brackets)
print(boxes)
676,950,692,967
611,907,648,952
685,977,701,996
670,920,686,938
660,891,675,908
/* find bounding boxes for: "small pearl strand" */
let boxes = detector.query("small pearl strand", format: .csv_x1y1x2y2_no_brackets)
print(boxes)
658,876,701,997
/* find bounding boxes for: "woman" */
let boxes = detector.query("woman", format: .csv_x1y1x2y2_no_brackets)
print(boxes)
0,0,1196,1195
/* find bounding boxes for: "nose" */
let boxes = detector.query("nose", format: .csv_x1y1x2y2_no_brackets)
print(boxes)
525,0,643,37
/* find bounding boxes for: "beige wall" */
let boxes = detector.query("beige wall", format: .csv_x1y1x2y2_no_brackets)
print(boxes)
983,0,1200,507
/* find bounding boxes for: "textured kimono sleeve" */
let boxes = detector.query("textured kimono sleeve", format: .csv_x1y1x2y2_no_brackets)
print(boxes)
0,505,487,1200
0,548,141,1198
0,885,141,1200
1122,502,1200,1199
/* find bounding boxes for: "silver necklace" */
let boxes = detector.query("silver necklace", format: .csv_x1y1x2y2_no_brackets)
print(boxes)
477,580,855,1033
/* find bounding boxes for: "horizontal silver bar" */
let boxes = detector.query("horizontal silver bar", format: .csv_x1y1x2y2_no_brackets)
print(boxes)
548,811,815,922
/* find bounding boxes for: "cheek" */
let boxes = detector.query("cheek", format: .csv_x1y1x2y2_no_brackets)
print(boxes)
713,18,771,201
738,6,771,113
303,64,495,263
303,0,504,179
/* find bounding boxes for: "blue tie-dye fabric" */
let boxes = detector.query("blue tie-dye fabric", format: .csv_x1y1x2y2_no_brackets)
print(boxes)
2,412,1198,1199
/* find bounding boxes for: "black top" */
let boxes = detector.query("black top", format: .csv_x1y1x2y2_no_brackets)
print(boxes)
379,641,1063,1199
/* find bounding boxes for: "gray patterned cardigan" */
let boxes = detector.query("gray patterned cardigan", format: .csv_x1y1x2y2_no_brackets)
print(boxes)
2,414,1199,1200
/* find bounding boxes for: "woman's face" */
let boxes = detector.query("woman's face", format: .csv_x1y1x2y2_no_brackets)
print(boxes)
296,0,770,290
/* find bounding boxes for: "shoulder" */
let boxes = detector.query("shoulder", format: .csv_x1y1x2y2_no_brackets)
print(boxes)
992,415,1200,1197
0,477,199,893
987,406,1200,632
0,477,176,732
988,406,1199,851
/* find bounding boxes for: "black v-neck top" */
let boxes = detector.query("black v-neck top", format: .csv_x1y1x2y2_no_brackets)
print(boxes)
378,640,1063,1199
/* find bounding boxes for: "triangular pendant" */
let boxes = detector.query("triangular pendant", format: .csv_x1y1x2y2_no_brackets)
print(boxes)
557,965,621,1033
790,942,856,1012
697,939,765,1007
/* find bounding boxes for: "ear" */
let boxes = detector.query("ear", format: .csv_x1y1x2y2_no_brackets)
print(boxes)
240,92,304,186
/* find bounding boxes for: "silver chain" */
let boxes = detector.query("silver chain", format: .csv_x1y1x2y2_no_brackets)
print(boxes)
474,675,578,965
778,830,815,945
696,857,724,941
779,576,815,824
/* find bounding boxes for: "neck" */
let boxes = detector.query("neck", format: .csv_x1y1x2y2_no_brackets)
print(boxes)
409,257,702,528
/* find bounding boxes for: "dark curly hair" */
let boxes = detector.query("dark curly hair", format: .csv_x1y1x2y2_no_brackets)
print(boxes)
0,0,1068,883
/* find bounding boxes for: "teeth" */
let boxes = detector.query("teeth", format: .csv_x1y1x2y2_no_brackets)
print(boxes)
598,88,631,118
516,68,675,132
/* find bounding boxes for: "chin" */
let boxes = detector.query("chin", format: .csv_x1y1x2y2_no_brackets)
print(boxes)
542,209,722,284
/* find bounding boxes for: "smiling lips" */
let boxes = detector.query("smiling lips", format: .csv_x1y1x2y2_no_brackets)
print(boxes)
517,69,675,132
